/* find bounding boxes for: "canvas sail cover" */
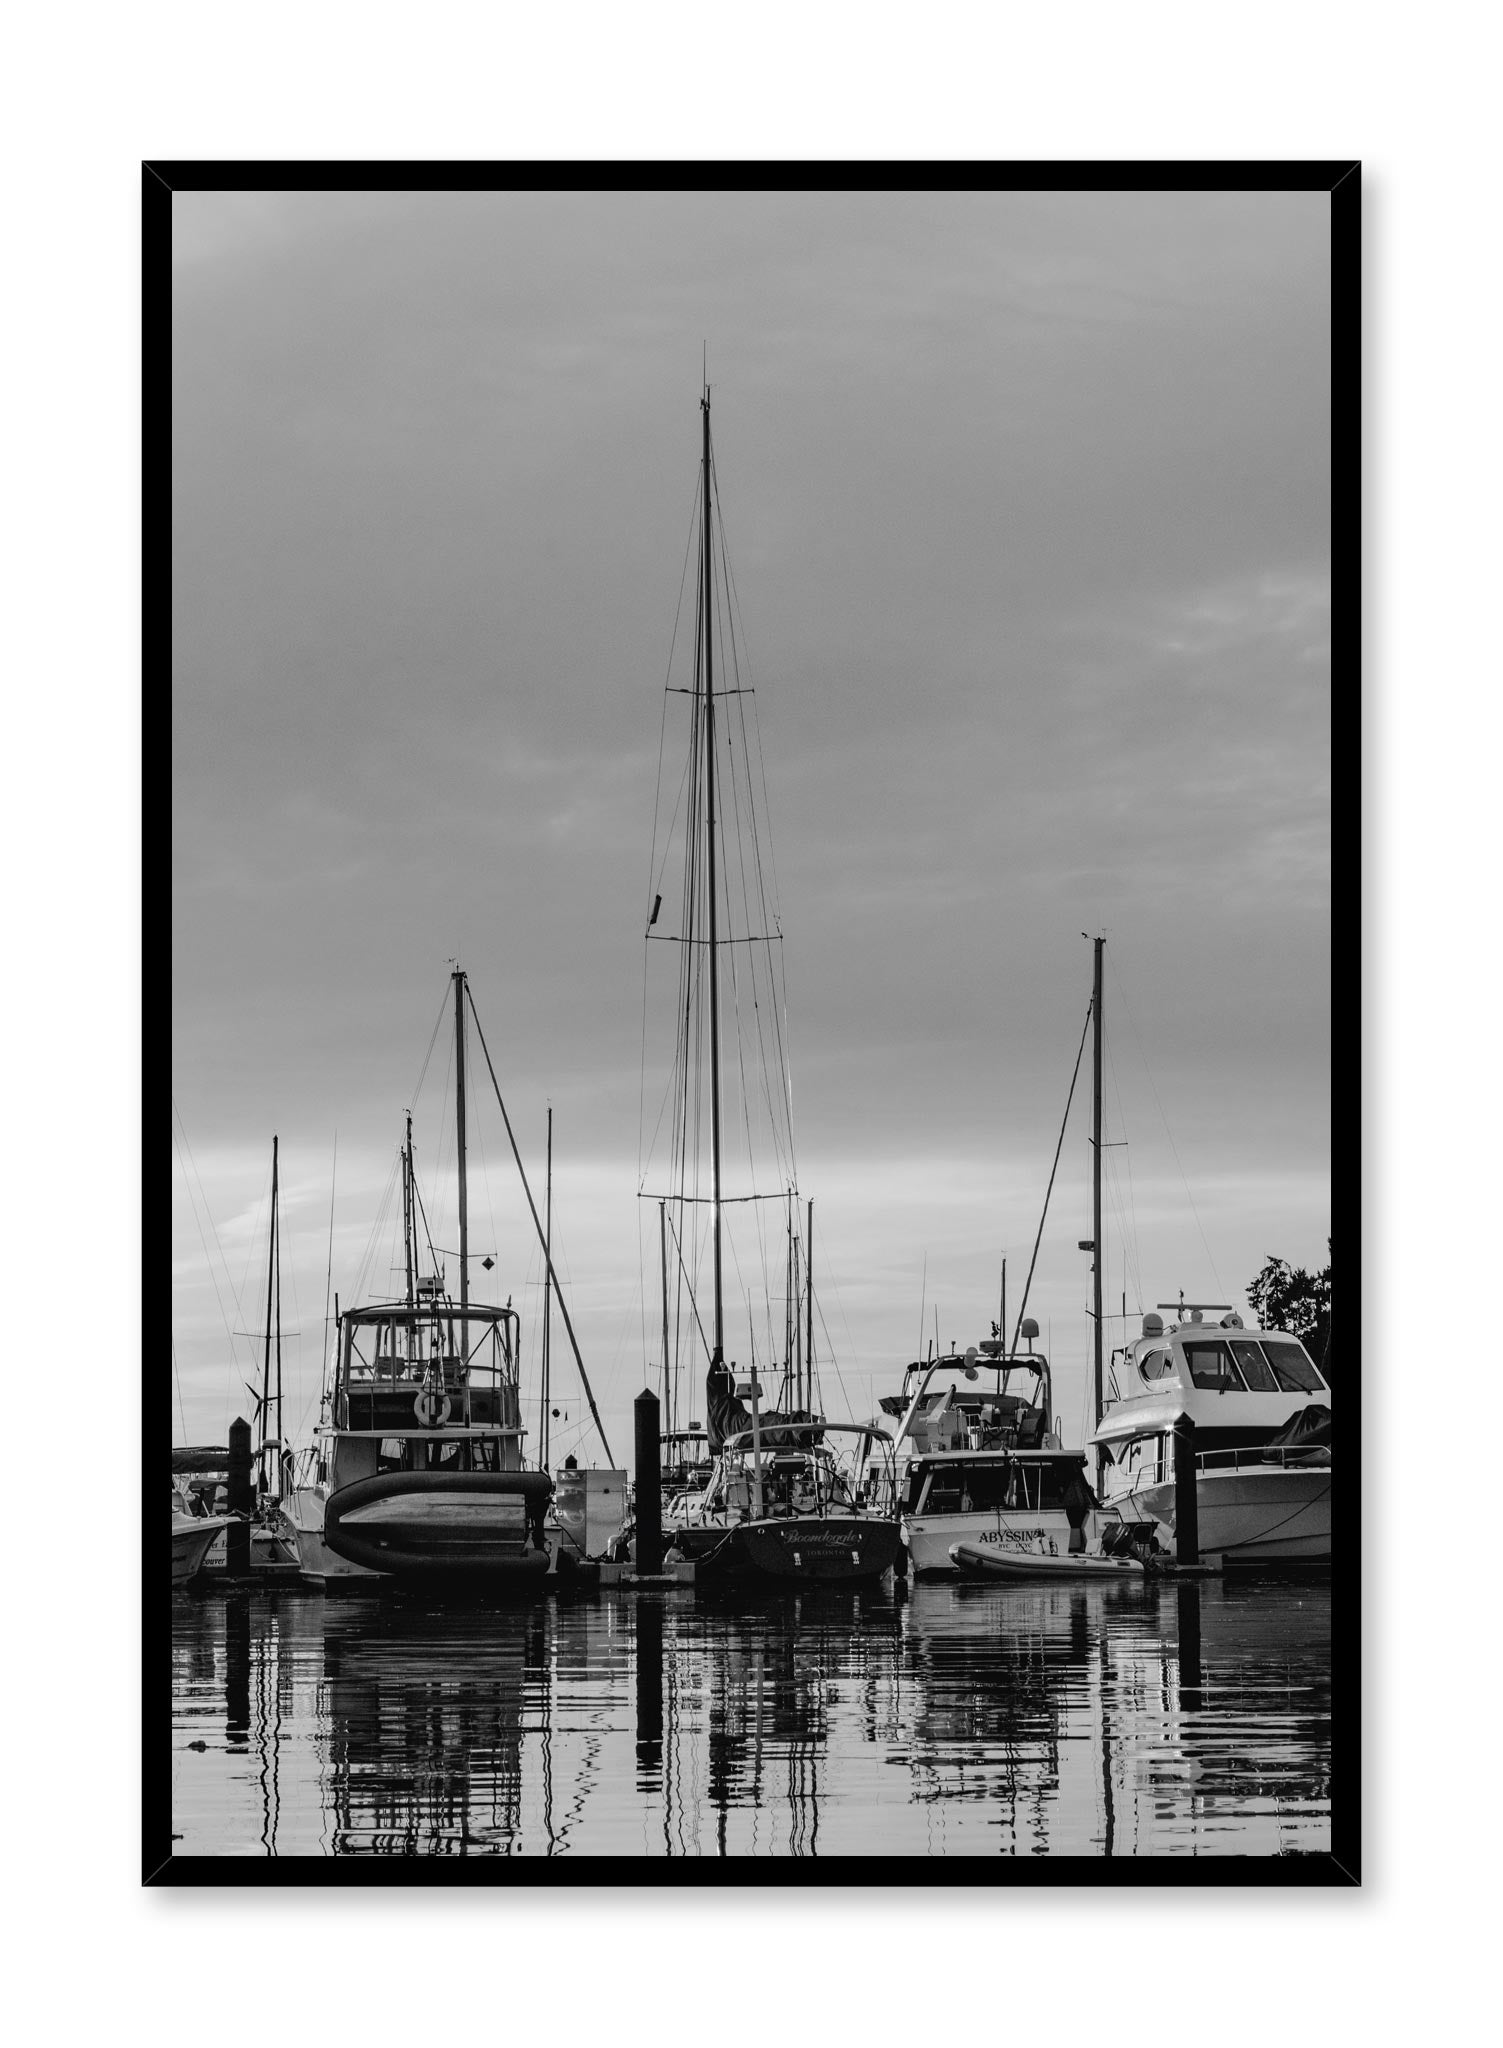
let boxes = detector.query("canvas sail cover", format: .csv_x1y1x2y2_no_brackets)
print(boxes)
706,1361,825,1454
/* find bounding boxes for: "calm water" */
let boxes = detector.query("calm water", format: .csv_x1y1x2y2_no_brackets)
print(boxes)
169,1575,1331,1858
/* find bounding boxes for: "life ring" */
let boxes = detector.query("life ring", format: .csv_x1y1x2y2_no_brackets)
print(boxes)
414,1389,452,1427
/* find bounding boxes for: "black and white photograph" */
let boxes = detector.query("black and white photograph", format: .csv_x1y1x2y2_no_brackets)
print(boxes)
159,170,1348,1873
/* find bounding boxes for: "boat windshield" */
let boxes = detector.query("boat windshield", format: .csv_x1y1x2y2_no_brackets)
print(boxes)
1182,1337,1324,1395
911,1458,1087,1515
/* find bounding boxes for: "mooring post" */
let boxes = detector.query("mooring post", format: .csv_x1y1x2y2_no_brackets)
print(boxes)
1172,1413,1199,1566
226,1415,252,1578
634,1387,663,1574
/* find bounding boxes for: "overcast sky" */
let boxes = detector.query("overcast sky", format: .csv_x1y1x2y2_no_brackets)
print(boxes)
171,187,1330,1464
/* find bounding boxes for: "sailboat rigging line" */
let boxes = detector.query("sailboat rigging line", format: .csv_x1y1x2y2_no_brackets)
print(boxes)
1107,954,1226,1298
1100,977,1143,1316
322,1131,337,1374
172,1332,188,1443
718,492,795,1168
665,1208,713,1366
350,1143,403,1310
1009,998,1093,1358
704,580,798,1199
640,483,702,1192
464,992,615,1467
410,1147,442,1281
408,988,450,1117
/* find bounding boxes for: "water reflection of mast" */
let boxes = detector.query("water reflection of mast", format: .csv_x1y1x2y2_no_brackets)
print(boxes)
1095,1604,1116,1856
256,1604,284,1855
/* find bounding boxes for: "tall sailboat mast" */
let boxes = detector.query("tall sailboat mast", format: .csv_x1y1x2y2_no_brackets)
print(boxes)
702,389,724,1369
1091,935,1105,1473
454,966,469,1320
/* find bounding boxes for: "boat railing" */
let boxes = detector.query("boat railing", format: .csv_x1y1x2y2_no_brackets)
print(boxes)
1130,1445,1330,1486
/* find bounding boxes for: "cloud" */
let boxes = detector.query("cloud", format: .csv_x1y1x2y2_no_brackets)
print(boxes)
172,190,1331,1458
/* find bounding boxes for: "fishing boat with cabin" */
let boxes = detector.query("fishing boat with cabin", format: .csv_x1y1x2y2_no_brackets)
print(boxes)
877,1336,1111,1575
286,969,612,1587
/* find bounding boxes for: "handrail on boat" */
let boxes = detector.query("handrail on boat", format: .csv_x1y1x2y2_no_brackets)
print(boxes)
1127,1445,1332,1487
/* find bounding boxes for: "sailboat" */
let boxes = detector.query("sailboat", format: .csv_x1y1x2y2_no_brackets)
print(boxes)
175,1136,299,1574
249,1135,299,1565
641,389,901,1586
286,969,608,1587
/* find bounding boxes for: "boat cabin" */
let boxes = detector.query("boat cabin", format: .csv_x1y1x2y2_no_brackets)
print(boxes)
902,1447,1094,1517
333,1299,524,1433
684,1423,893,1524
1105,1309,1328,1409
881,1342,1059,1457
1093,1311,1331,1478
317,1298,528,1489
659,1427,714,1494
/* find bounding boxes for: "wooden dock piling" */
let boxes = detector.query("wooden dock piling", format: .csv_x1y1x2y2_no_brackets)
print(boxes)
225,1416,252,1579
634,1387,663,1575
1172,1414,1199,1566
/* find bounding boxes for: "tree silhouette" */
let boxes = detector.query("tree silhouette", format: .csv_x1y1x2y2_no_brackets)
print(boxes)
1247,1240,1331,1372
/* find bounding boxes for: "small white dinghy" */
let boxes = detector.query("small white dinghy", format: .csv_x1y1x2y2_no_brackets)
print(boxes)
948,1540,1145,1581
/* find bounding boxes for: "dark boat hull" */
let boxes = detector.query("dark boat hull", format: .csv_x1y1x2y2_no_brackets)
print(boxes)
324,1470,553,1581
672,1514,901,1584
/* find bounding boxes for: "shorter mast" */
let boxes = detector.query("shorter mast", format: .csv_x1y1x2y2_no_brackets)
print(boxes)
785,1197,795,1406
791,1232,802,1412
403,1113,415,1320
274,1143,283,1494
541,1106,552,1468
454,967,469,1321
260,1135,278,1495
806,1197,814,1412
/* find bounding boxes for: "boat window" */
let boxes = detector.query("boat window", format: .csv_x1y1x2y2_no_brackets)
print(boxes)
920,1472,967,1514
1183,1341,1246,1392
916,1464,1042,1513
960,1465,1019,1512
1138,1348,1169,1382
1260,1339,1325,1393
1228,1339,1280,1392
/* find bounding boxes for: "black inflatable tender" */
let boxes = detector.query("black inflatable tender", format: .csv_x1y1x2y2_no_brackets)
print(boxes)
324,1469,553,1577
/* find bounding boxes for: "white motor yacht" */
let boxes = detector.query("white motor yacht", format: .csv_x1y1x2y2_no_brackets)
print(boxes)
1090,1309,1331,1565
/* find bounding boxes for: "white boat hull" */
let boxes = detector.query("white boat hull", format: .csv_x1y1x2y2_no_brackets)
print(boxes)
284,1485,383,1586
1115,1466,1331,1563
171,1514,232,1585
